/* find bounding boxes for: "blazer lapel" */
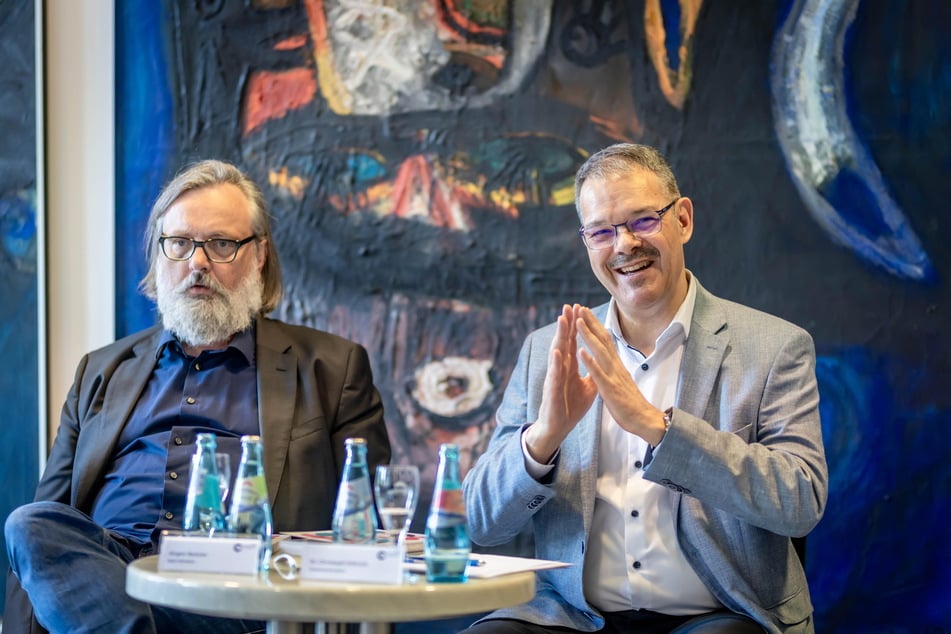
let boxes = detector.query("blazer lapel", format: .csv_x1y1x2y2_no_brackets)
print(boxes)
576,303,611,536
573,402,601,538
255,317,298,503
676,281,729,422
74,330,162,508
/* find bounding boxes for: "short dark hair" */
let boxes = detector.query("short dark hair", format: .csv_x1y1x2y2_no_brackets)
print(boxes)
138,159,283,313
574,143,681,218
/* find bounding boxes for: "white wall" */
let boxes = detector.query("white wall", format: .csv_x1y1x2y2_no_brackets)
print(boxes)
43,0,115,445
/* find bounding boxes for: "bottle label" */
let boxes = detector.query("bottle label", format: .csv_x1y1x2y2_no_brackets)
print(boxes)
233,474,268,509
229,474,271,536
429,488,465,527
332,478,376,543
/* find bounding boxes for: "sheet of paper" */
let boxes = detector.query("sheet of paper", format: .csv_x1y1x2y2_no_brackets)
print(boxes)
403,553,571,579
279,530,424,554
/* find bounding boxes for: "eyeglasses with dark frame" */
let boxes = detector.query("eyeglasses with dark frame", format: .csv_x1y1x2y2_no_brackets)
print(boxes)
578,198,680,250
158,235,257,263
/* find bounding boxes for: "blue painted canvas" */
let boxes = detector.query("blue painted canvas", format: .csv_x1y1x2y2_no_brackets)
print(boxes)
0,0,40,615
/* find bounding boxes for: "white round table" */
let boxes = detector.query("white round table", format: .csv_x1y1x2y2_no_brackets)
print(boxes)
126,555,535,634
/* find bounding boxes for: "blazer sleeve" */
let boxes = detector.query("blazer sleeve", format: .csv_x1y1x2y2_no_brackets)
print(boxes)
644,324,828,536
32,354,90,504
464,329,557,546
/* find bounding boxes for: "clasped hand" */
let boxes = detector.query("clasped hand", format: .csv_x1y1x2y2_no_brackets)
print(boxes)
524,305,666,463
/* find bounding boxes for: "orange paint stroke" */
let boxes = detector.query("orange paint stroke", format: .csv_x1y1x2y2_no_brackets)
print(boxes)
589,114,635,143
303,0,352,115
243,68,317,134
274,34,308,51
269,167,310,199
644,0,703,110
438,0,506,39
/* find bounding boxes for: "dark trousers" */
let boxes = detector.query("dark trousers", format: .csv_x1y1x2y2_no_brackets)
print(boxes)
460,609,765,634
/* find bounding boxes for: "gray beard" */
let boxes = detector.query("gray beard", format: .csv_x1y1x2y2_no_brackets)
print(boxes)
156,268,264,347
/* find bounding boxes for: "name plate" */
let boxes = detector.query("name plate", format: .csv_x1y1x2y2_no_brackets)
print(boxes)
158,534,262,576
297,542,403,584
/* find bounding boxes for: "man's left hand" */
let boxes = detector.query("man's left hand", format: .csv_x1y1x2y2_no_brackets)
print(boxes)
574,307,668,446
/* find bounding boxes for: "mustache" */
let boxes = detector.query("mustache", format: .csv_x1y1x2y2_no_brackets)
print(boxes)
608,246,660,269
176,271,224,294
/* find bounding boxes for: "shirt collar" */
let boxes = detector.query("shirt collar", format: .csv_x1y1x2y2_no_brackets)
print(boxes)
606,270,698,351
155,323,257,364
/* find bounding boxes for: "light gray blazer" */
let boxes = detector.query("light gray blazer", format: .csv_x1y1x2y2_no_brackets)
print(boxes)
463,279,828,633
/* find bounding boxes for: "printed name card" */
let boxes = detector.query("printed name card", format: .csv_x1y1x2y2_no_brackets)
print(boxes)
298,542,404,584
158,534,262,575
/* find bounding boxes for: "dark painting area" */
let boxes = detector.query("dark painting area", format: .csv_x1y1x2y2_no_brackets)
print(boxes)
115,1,951,630
0,0,40,615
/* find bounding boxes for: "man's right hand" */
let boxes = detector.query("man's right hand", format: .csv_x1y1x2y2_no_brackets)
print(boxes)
523,304,598,463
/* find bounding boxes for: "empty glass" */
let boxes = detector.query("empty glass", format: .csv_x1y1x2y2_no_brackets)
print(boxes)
374,464,419,546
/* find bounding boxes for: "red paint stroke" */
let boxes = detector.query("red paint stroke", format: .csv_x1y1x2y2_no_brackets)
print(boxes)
243,68,317,135
274,34,308,51
389,155,479,230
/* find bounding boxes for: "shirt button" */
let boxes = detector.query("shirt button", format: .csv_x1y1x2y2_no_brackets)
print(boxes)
630,509,639,518
194,363,201,371
634,460,643,469
174,437,183,446
169,472,178,480
632,561,642,570
165,511,174,520
186,397,196,404
640,363,649,371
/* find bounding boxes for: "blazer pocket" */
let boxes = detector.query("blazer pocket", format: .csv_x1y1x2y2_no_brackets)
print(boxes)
766,584,813,626
731,422,754,443
289,415,327,441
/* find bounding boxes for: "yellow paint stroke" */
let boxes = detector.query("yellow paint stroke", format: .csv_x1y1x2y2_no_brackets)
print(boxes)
303,0,353,115
644,0,703,110
269,167,310,199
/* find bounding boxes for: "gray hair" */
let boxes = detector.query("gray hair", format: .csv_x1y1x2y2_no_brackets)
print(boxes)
138,159,283,313
574,143,681,218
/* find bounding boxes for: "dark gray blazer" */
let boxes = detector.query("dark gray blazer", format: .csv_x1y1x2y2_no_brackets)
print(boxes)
464,279,828,633
4,315,389,633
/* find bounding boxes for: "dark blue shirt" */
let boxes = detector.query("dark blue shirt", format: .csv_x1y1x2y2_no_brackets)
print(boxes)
90,327,260,547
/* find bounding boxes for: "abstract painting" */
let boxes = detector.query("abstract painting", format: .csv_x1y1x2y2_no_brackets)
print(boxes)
0,0,40,614
116,1,951,630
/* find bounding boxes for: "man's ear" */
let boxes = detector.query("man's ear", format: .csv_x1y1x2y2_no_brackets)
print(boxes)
676,197,694,244
256,239,268,273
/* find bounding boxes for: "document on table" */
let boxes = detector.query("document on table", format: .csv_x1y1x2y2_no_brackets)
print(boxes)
403,553,571,579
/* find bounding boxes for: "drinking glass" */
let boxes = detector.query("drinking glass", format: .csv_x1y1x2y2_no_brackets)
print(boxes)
374,464,419,545
215,453,232,510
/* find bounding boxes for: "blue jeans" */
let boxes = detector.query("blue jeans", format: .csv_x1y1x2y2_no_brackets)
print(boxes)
5,501,264,634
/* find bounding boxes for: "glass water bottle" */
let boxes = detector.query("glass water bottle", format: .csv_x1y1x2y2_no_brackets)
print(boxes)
228,435,273,571
183,433,226,533
424,443,471,582
331,437,379,544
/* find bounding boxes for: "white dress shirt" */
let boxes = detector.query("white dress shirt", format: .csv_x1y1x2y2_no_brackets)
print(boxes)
523,274,721,615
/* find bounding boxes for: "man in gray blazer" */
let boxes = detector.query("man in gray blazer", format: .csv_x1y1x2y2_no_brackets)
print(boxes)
463,144,827,633
3,160,390,633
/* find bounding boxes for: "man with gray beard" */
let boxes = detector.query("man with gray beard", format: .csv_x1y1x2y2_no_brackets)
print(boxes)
4,160,391,634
